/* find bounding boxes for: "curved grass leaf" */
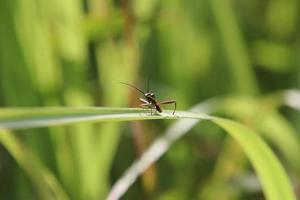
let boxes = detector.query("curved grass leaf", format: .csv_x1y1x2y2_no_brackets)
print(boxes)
0,107,296,200
212,118,296,200
0,107,208,130
220,96,300,173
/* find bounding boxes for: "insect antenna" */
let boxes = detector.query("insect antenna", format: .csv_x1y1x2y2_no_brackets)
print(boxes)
147,75,152,93
146,77,150,93
118,82,145,95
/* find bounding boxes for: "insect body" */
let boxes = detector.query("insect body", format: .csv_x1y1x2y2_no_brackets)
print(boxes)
120,82,176,115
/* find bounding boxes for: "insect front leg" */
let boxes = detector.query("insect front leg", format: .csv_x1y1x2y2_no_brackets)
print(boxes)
158,100,177,114
140,98,153,115
139,103,153,115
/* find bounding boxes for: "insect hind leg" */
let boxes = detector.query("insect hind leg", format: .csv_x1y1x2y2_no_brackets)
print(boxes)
158,100,177,114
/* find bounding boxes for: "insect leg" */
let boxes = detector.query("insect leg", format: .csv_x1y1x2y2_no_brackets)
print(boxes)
139,103,153,115
140,98,149,104
158,100,177,114
140,98,156,115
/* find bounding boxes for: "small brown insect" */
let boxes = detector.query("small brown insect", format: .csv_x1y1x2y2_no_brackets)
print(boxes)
120,81,176,115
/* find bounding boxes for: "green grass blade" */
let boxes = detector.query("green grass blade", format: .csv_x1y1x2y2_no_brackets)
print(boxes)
106,111,296,200
220,95,300,173
0,107,296,200
0,107,206,130
212,118,296,200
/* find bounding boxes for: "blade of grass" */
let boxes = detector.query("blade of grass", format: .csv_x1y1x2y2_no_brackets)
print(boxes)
105,109,296,200
212,118,296,200
201,93,300,199
0,106,296,200
220,96,300,172
260,111,300,171
0,107,203,130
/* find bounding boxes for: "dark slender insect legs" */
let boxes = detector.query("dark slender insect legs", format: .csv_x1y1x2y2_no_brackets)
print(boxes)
119,81,177,115
140,98,176,115
140,99,154,115
158,100,177,114
140,100,153,115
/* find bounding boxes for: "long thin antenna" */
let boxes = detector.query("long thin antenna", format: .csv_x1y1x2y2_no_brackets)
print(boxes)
119,82,145,95
147,75,151,93
147,77,150,93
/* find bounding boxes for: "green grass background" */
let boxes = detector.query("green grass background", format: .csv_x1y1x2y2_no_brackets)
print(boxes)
0,0,299,199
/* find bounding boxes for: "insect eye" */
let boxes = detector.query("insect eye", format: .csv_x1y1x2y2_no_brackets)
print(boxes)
146,93,154,98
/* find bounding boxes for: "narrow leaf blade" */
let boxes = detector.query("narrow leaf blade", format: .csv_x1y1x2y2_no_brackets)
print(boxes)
212,118,296,200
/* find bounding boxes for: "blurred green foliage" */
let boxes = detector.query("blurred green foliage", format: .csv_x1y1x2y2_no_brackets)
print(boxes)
0,0,299,199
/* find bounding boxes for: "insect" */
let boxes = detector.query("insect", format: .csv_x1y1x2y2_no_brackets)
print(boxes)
119,81,176,115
